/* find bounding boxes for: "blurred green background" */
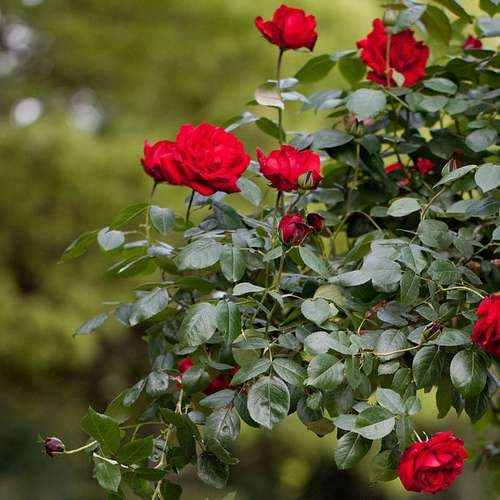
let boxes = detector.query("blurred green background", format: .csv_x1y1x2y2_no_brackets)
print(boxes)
0,0,495,498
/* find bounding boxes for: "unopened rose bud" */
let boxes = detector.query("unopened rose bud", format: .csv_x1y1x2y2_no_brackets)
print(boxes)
306,213,325,233
426,320,442,338
278,214,312,246
44,437,65,457
297,170,316,190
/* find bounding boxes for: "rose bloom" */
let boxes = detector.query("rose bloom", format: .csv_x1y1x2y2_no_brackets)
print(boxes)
357,18,429,87
278,214,313,246
143,123,250,196
384,161,403,174
306,213,325,233
415,158,434,175
255,4,318,51
471,294,500,357
463,35,482,49
398,432,468,493
141,140,176,183
257,145,322,191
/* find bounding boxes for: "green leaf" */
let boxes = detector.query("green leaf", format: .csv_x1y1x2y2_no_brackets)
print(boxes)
177,238,223,270
247,376,290,429
81,407,121,455
478,15,500,36
60,229,98,262
272,358,307,387
338,57,366,85
231,359,271,385
466,129,497,152
264,246,283,262
398,244,426,274
160,481,182,500
450,350,487,398
306,354,344,390
423,78,457,95
116,437,153,465
179,303,217,347
346,89,386,121
146,371,170,397
254,82,283,109
313,129,353,149
431,328,471,347
431,0,473,22
361,256,402,290
205,408,240,450
123,379,146,407
95,462,121,492
421,6,452,46
299,246,328,276
435,164,476,186
197,452,229,489
216,301,241,345
376,330,408,361
376,388,405,415
417,220,453,249
220,246,246,283
129,287,169,326
98,228,125,252
301,298,332,325
370,449,399,482
355,406,396,440
233,282,265,296
394,4,427,32
160,409,198,460
110,203,149,229
237,177,262,206
294,54,335,84
150,206,176,234
400,270,420,305
74,313,109,337
256,117,284,141
465,388,490,423
413,346,444,389
419,95,448,112
428,260,460,285
213,202,243,229
387,198,420,217
475,164,500,193
334,432,371,470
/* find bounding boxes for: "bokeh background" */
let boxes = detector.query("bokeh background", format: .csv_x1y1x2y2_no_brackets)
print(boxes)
0,0,496,498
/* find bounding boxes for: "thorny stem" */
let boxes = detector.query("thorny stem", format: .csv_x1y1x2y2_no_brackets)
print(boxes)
185,189,195,225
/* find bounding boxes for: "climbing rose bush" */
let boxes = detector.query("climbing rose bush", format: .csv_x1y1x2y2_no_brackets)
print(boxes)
50,2,499,498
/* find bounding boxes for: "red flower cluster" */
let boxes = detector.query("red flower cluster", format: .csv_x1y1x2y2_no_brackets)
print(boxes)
472,294,500,357
257,145,322,192
384,158,435,183
415,158,434,175
177,358,239,394
398,432,468,493
463,35,482,49
357,18,429,87
255,4,318,51
142,123,250,196
279,212,324,246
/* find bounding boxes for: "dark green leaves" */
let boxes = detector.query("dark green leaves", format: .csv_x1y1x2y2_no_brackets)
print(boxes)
465,129,497,152
355,407,396,440
294,54,335,84
375,388,405,415
129,287,169,326
346,89,386,121
215,301,241,345
387,198,420,217
96,462,121,492
450,350,487,398
179,303,217,347
475,164,500,193
60,229,98,262
299,246,328,276
272,358,307,387
197,452,229,489
177,239,223,270
334,432,371,470
423,78,457,95
306,354,344,390
220,246,246,282
231,359,271,385
247,376,290,429
413,346,445,389
81,407,120,455
74,313,109,337
116,437,153,465
301,298,332,325
150,206,176,234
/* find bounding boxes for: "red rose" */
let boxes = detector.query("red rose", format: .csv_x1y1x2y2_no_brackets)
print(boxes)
472,294,500,357
356,18,429,87
384,161,403,174
278,214,313,246
306,213,325,233
463,35,482,49
141,140,176,183
255,4,318,51
415,158,434,175
154,123,250,196
398,432,468,493
204,366,240,395
257,145,322,192
178,357,194,373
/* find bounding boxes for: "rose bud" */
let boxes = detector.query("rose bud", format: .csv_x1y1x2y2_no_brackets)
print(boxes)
177,357,194,373
255,4,318,52
278,214,313,246
415,158,434,175
463,35,482,50
398,432,468,493
204,374,230,395
384,161,403,174
357,18,429,87
471,294,500,357
141,140,176,183
159,123,250,196
306,213,325,233
257,145,322,192
44,437,65,457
